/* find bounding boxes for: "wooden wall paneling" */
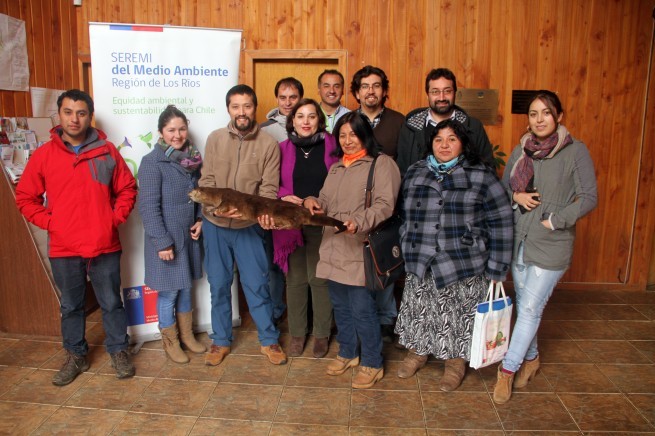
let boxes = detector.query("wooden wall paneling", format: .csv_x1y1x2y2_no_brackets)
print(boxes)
371,1,392,84
65,0,655,289
195,0,211,28
489,0,511,151
133,0,150,24
38,1,54,89
0,173,61,335
57,0,74,89
494,2,514,152
595,0,634,285
392,1,412,114
338,0,361,92
629,1,655,287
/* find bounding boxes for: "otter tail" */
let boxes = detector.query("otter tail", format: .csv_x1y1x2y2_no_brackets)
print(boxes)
310,215,348,234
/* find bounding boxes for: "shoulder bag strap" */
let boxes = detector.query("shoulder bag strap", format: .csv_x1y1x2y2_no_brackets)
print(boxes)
364,156,379,209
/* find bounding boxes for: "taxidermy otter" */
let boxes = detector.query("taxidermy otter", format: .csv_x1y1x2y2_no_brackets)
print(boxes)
189,187,347,233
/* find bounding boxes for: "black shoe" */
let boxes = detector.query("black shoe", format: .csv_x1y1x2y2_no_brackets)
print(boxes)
110,350,135,379
52,351,89,386
381,324,396,344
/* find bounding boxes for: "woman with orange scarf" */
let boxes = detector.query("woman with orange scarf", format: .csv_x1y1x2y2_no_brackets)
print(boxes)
304,112,401,389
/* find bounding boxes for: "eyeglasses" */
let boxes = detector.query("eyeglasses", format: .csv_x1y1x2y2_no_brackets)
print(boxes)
428,88,454,97
360,83,383,91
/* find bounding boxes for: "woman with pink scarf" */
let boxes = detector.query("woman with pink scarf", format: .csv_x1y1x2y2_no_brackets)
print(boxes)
493,91,597,403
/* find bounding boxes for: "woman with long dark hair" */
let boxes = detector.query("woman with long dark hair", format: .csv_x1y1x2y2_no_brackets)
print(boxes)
493,91,597,404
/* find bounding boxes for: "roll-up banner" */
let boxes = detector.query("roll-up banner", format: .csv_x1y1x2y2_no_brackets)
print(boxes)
89,23,243,343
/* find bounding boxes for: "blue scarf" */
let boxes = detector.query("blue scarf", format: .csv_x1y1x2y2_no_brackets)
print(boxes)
427,154,464,180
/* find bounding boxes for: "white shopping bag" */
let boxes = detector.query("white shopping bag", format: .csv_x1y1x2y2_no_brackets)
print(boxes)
469,281,513,369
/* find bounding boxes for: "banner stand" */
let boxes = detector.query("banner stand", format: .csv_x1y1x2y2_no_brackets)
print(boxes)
89,22,243,346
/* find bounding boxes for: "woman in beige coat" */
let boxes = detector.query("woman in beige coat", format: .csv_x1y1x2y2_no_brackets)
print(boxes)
304,112,401,389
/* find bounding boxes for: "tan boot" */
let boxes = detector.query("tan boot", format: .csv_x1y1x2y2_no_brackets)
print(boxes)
177,311,206,354
397,350,428,378
160,323,189,364
439,358,466,391
493,365,515,404
326,355,360,376
514,356,540,388
260,344,288,365
205,345,230,366
352,366,384,389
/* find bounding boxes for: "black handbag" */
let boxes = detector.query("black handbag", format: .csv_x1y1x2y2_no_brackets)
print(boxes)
362,156,404,291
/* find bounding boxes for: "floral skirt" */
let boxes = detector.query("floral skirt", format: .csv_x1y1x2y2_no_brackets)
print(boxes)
395,272,489,360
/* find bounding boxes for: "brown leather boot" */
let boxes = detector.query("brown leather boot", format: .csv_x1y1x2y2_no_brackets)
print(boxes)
160,323,189,364
288,336,306,357
176,311,206,354
326,355,360,376
514,356,540,388
397,350,428,378
493,364,515,404
352,366,384,389
439,357,466,391
312,337,329,358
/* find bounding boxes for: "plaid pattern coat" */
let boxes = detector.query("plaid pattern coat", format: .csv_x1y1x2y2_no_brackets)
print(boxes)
399,159,513,289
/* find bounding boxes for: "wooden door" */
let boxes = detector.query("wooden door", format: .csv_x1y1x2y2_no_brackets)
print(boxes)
245,50,348,123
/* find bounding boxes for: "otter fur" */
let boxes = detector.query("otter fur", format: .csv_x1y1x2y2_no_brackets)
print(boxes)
189,187,347,233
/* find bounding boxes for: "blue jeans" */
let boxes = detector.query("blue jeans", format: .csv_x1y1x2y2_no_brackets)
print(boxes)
264,230,286,320
502,243,566,372
375,283,397,325
157,288,192,328
328,280,382,368
50,251,129,356
203,219,279,347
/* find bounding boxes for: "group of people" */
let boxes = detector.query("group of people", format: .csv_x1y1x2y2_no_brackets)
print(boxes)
14,65,597,403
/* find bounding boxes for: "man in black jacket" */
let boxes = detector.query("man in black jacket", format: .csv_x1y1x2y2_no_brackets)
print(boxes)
396,68,494,175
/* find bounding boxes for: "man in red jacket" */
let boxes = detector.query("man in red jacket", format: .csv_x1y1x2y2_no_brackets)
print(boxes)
15,89,137,386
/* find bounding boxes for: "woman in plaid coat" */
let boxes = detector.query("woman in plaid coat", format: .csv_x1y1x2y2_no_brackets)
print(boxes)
395,119,513,391
138,105,206,364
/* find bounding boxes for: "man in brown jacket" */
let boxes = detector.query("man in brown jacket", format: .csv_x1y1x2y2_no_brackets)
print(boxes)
200,84,287,366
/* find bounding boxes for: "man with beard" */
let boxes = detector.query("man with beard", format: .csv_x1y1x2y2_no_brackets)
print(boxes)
200,84,287,367
350,65,405,344
318,69,350,133
351,65,405,159
396,68,494,175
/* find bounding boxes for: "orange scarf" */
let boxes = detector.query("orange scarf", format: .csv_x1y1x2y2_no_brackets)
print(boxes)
342,149,367,167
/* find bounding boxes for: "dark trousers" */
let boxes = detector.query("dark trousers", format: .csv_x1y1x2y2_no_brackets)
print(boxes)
50,251,129,356
328,280,382,368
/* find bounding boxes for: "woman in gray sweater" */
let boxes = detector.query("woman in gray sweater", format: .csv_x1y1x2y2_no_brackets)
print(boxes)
493,91,597,404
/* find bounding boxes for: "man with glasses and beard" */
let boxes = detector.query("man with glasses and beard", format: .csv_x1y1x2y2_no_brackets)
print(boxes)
396,68,494,175
200,85,287,367
351,65,405,160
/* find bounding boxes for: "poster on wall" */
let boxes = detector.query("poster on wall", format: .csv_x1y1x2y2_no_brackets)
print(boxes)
89,23,242,343
0,14,29,91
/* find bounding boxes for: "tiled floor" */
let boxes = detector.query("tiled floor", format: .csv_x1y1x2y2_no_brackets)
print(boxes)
1,289,654,434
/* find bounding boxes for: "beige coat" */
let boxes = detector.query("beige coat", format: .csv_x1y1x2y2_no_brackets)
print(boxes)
199,122,280,229
312,154,401,286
